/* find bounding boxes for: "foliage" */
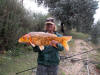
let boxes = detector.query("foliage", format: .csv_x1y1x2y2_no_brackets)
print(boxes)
0,51,37,75
28,13,48,31
0,0,48,51
0,0,27,51
36,0,98,33
7,48,21,57
91,21,100,44
67,31,89,39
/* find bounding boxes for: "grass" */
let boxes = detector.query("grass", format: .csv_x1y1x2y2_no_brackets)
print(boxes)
67,31,89,39
61,71,66,75
58,68,66,75
90,48,100,70
0,51,69,75
0,51,37,75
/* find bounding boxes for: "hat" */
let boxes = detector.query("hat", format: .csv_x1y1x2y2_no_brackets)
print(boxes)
45,22,55,25
46,17,54,22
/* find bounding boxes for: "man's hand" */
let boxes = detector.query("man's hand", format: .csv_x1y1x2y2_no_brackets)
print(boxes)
50,40,58,48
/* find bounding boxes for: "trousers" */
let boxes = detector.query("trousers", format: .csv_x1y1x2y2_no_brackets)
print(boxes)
36,65,58,75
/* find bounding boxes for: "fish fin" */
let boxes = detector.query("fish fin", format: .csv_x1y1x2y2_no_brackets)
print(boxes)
39,46,44,51
62,36,72,42
62,42,69,51
29,41,35,47
61,36,72,51
65,43,69,51
18,38,22,43
31,43,35,47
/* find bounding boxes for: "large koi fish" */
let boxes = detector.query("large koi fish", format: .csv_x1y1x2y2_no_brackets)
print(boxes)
18,32,72,51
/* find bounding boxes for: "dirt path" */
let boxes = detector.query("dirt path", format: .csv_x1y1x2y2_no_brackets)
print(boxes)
59,39,99,75
32,39,99,75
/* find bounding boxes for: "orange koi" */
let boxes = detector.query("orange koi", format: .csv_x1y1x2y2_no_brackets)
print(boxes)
18,32,72,51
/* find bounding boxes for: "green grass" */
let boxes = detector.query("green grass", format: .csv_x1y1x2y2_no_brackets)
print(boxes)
67,31,89,39
96,64,100,70
58,68,66,75
90,48,100,70
0,51,37,75
61,71,66,75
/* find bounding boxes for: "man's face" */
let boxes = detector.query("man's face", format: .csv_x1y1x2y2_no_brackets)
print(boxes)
46,23,55,32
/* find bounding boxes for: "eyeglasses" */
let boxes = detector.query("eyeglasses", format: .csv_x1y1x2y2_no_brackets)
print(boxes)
46,23,53,26
46,19,54,22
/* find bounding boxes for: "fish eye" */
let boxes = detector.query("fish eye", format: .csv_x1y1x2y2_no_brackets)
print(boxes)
23,37,25,40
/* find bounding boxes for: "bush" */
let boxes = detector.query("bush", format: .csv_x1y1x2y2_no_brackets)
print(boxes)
6,45,33,57
7,48,21,57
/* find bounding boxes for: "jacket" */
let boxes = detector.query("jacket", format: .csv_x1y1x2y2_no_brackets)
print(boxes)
32,32,64,66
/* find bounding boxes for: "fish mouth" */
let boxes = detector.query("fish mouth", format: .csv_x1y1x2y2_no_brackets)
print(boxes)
18,38,28,43
18,39,22,43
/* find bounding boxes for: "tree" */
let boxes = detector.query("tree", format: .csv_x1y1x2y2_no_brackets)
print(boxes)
91,21,100,44
29,13,48,31
0,0,26,51
0,0,48,52
36,0,98,33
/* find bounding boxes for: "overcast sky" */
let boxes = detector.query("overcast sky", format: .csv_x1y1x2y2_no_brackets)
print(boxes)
23,0,100,23
94,0,100,23
23,0,48,14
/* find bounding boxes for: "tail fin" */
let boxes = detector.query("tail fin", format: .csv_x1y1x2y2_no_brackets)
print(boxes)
61,36,72,51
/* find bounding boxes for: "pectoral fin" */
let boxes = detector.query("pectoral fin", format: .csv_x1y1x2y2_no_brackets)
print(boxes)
29,41,35,47
39,46,44,51
31,43,35,47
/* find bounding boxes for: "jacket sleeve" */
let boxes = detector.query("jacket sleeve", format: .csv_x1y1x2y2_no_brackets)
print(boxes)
56,43,64,51
32,46,40,52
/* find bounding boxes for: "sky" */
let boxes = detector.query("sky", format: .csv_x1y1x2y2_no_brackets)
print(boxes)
23,0,100,23
23,0,48,14
94,0,100,23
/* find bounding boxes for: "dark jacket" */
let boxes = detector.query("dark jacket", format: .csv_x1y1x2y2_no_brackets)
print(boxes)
32,32,64,66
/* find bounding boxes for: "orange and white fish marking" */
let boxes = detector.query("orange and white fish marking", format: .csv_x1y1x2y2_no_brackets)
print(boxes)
18,32,72,51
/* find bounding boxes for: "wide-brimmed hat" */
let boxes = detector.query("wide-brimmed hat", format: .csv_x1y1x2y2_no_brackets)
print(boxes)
44,21,57,31
45,21,55,25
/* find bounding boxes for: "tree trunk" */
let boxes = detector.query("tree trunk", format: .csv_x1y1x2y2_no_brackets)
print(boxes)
61,22,65,34
65,21,72,34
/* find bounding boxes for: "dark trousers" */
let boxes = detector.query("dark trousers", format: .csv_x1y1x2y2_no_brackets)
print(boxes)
36,65,58,75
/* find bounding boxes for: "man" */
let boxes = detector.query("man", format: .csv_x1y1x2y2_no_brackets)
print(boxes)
32,20,64,75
